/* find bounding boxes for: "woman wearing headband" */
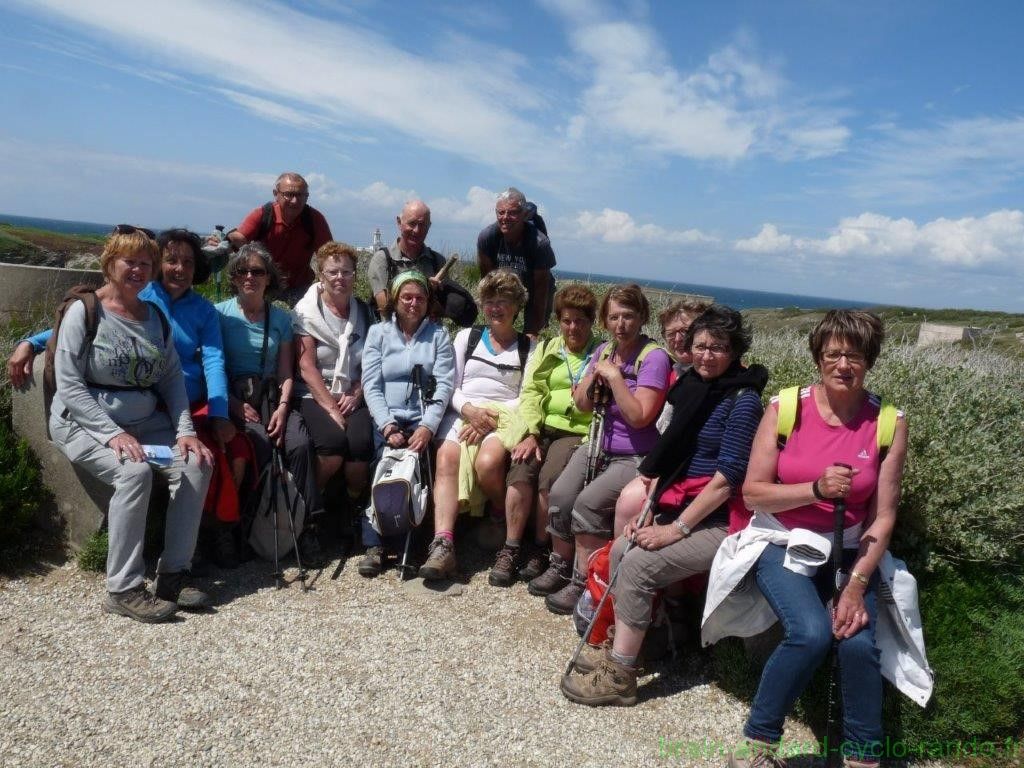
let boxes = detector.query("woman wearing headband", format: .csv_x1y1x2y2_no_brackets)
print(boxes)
358,271,455,577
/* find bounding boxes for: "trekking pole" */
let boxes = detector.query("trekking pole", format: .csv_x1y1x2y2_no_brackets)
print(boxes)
584,378,610,485
269,441,283,589
826,462,852,768
275,443,309,592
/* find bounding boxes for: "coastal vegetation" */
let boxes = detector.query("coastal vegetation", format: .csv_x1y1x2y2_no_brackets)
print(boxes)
2,225,1023,759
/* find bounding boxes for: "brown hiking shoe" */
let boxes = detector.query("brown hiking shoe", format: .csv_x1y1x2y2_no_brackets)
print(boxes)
419,536,456,581
358,546,384,578
527,552,570,596
488,544,521,587
545,572,585,615
153,571,212,611
843,760,878,768
560,656,638,706
518,545,548,581
727,740,786,768
102,584,177,624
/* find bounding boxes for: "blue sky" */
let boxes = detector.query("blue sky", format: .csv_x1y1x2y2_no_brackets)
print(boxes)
1,0,1022,310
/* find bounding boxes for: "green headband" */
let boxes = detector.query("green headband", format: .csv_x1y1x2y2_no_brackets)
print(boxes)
390,270,430,300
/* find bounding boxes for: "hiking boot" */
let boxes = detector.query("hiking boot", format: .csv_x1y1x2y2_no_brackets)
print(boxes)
843,760,878,768
153,571,212,611
518,544,548,582
358,546,384,578
527,552,571,597
560,656,638,707
297,527,325,568
488,544,521,588
419,536,457,581
545,571,586,615
102,584,177,624
727,740,786,768
213,523,240,570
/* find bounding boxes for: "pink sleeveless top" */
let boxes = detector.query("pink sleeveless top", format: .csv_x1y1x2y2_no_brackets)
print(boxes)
774,385,896,532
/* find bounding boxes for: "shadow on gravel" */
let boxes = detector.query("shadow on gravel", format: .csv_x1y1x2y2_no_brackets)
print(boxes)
0,522,70,582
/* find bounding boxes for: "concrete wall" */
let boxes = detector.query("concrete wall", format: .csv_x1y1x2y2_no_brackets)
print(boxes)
0,262,103,324
11,367,110,550
917,322,982,348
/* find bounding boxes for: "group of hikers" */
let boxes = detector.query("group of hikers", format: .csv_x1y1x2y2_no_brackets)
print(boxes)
6,173,932,768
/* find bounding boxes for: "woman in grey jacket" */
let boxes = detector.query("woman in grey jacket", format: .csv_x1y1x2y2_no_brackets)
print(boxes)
359,271,455,576
50,226,213,623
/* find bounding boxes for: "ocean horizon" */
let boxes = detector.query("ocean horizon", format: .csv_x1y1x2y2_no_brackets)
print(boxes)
4,212,873,311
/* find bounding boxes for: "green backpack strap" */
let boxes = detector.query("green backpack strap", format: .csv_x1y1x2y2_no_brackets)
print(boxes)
776,386,800,447
876,400,898,458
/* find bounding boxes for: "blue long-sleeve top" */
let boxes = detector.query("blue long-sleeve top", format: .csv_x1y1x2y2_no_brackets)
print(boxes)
23,282,230,420
361,316,455,435
686,389,764,489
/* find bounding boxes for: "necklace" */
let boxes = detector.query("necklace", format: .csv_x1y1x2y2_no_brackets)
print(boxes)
562,338,595,388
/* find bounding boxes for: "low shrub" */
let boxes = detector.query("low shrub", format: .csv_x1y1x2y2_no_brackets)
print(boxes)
76,530,107,572
0,423,48,565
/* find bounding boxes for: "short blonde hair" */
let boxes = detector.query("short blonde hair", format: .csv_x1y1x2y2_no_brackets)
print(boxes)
478,269,527,310
99,229,160,281
314,241,358,274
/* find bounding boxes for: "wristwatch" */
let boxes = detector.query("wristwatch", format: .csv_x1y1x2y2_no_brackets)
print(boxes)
674,518,692,537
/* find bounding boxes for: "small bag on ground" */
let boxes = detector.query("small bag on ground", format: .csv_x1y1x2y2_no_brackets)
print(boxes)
368,447,428,538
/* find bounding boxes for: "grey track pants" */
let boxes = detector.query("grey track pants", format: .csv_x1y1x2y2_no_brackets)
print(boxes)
51,412,212,593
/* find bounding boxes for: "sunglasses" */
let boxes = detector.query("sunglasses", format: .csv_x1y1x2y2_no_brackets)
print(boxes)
235,268,268,278
112,224,156,239
162,228,202,248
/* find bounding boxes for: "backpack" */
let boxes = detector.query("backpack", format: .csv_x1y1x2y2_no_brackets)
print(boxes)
246,451,306,560
595,338,663,382
776,385,898,459
368,447,429,537
380,246,477,328
465,325,531,375
43,286,170,438
256,201,316,244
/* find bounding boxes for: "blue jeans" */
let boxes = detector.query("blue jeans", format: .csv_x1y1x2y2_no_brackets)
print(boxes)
745,543,882,760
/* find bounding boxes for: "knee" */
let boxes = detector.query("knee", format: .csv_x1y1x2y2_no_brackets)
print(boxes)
435,445,459,477
475,448,507,479
838,629,880,669
784,614,833,658
616,478,647,519
116,459,154,489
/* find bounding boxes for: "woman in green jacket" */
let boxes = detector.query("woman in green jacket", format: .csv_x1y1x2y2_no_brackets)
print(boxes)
488,285,599,588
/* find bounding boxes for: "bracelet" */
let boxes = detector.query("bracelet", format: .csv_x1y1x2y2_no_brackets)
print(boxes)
850,570,870,587
674,518,692,537
811,479,827,501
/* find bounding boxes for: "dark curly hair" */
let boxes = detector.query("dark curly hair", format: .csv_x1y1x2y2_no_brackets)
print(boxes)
683,304,751,359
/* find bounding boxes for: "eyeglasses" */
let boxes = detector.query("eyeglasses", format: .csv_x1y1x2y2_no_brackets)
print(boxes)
322,268,356,280
691,343,731,356
664,327,689,339
275,189,309,201
235,268,268,278
398,294,426,304
822,350,866,365
112,224,156,239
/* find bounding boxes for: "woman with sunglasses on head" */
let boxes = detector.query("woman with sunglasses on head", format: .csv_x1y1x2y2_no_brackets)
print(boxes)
215,243,322,563
358,271,455,578
530,284,672,615
560,305,768,707
47,226,213,623
704,311,923,768
292,241,375,550
9,228,247,569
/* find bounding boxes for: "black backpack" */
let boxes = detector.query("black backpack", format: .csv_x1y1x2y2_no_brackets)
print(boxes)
380,246,478,328
464,325,531,375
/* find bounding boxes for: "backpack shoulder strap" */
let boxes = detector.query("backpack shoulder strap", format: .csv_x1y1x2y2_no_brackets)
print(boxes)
877,400,898,459
257,201,275,241
516,332,530,372
776,386,801,448
634,339,662,370
465,325,485,360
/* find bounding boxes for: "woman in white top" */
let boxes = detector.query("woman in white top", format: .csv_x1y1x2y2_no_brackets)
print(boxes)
422,270,534,581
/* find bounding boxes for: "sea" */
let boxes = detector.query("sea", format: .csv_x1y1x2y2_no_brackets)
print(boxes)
2,213,873,310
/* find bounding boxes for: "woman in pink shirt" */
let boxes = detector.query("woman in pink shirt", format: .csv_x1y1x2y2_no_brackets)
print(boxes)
729,310,909,768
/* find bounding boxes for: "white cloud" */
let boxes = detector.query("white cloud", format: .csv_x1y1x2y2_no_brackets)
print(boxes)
13,0,571,183
734,210,1024,269
735,224,793,253
543,3,849,161
429,186,499,227
569,208,716,246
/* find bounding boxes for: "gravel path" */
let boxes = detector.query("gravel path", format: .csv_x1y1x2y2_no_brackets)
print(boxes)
0,547,822,768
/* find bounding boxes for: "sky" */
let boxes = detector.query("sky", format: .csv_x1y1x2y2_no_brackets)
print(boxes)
1,0,1022,310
